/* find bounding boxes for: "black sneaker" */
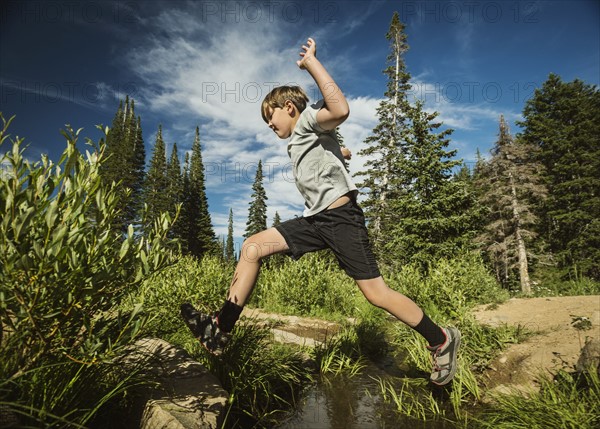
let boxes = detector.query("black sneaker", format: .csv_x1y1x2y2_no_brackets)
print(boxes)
180,303,230,355
427,327,461,386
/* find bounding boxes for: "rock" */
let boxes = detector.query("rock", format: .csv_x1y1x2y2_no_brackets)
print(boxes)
122,338,228,429
0,405,20,428
576,338,600,374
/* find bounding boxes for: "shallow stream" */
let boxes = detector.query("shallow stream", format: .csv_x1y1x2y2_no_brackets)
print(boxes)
276,359,455,429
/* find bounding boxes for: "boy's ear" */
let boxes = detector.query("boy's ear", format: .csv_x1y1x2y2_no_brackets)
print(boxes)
284,99,296,115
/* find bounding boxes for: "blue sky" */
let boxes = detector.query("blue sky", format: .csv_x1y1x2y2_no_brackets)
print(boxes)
1,0,599,244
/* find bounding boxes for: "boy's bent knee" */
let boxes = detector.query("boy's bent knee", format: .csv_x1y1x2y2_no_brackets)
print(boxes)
240,236,265,263
356,277,390,307
240,229,287,262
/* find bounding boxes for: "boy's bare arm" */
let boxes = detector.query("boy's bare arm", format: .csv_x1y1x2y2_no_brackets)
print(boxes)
297,38,349,130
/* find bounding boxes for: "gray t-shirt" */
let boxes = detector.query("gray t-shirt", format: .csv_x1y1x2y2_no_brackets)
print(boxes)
287,100,357,217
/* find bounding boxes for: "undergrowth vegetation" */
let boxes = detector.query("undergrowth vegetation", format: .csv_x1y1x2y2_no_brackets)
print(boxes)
0,115,176,427
2,113,598,427
477,369,600,429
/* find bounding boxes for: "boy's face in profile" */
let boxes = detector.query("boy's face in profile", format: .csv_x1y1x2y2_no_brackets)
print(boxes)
265,101,297,140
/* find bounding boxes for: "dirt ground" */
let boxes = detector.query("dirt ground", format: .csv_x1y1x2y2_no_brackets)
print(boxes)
473,295,600,394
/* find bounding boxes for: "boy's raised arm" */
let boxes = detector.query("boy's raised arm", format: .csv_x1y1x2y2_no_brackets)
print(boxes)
297,38,349,130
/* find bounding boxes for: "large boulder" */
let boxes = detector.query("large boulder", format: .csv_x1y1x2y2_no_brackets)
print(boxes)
125,338,228,429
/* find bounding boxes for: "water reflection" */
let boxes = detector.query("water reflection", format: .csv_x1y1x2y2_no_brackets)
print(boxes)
277,361,453,429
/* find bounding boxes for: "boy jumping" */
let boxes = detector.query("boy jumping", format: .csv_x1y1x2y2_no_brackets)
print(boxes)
181,38,460,386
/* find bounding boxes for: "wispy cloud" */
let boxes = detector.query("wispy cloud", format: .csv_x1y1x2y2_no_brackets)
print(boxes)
0,77,121,112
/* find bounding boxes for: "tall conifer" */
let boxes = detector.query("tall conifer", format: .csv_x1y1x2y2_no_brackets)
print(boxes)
179,152,192,254
474,116,547,292
356,12,413,251
517,74,600,278
101,97,145,232
225,208,236,263
187,127,217,258
144,125,169,232
386,100,477,268
166,142,183,239
358,13,478,267
245,160,268,238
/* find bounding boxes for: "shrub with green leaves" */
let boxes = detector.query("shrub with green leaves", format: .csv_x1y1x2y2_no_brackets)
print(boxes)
0,114,176,426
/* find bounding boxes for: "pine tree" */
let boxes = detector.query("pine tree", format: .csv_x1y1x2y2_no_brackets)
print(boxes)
272,211,282,227
356,12,413,251
225,208,236,263
179,152,192,254
358,13,478,267
144,125,169,233
386,100,478,268
187,127,217,258
100,97,145,232
335,127,350,172
517,74,600,279
131,115,146,224
166,142,183,239
245,160,268,238
101,100,125,190
475,116,547,292
265,211,288,268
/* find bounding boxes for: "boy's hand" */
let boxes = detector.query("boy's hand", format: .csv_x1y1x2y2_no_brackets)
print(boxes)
297,37,317,69
341,147,352,160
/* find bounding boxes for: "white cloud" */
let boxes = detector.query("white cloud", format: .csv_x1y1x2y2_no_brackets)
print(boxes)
408,78,522,132
121,2,517,241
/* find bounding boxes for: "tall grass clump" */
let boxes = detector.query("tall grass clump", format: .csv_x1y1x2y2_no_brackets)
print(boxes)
311,305,389,376
379,252,524,423
182,321,311,428
375,377,446,422
476,369,600,429
0,115,176,427
252,252,361,319
132,255,233,338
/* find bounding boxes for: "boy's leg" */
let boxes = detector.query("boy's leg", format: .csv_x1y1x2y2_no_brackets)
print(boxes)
355,276,427,327
226,227,289,307
181,227,289,353
355,276,460,385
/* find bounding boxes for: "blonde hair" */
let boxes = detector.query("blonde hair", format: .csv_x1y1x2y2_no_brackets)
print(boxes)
261,86,309,122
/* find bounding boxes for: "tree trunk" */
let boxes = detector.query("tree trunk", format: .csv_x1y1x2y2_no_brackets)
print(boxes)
509,172,531,294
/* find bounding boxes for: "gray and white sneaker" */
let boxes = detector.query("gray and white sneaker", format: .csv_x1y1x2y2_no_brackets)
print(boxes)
180,303,230,355
427,327,461,386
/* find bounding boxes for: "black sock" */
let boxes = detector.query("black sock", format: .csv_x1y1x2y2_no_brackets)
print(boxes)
216,300,243,333
412,313,446,348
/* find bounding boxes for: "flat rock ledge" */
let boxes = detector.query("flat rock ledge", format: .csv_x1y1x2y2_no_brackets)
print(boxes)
126,338,228,429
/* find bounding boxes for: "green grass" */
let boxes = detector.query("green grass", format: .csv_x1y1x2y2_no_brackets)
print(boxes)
181,321,311,428
475,370,600,429
531,267,600,297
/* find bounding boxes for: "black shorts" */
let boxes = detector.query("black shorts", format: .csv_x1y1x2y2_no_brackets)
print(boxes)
275,199,381,280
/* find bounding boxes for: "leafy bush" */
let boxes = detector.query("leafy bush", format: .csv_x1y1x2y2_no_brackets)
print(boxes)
531,266,600,297
0,115,176,426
